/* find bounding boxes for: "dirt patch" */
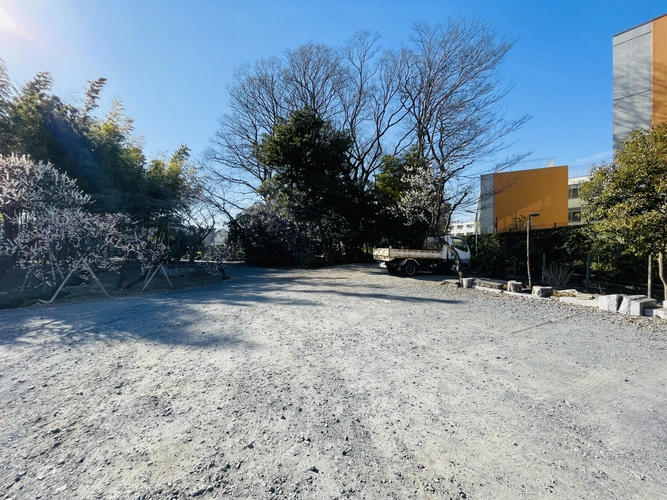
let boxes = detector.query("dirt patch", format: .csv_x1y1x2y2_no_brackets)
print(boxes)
1,263,666,499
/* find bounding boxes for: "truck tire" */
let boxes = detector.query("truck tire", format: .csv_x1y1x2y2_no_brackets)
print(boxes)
402,261,418,277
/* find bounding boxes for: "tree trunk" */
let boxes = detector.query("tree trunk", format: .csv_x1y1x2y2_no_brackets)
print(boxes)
122,270,149,290
0,207,18,283
438,237,464,286
658,249,667,302
647,254,653,299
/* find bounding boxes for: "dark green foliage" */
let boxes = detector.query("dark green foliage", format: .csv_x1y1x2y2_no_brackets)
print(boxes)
232,112,434,266
471,225,652,290
0,62,188,221
581,123,667,258
371,149,430,248
580,123,667,295
241,108,371,266
234,203,321,267
0,62,201,285
469,233,505,277
472,227,589,281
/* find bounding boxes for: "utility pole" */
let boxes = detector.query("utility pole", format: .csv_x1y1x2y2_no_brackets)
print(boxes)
527,213,540,289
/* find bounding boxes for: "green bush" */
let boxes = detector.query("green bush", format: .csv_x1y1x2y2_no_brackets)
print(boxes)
470,225,650,290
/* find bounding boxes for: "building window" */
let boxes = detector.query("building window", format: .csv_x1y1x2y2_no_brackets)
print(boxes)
568,186,579,199
568,209,582,222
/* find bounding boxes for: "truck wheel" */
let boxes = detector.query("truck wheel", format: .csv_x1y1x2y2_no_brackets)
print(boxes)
402,261,418,277
387,266,399,275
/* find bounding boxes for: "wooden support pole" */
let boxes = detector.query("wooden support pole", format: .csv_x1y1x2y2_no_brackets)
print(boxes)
50,257,57,285
48,256,83,304
50,253,65,280
20,268,31,294
648,254,653,299
160,264,174,289
141,265,161,292
81,259,111,298
141,265,154,291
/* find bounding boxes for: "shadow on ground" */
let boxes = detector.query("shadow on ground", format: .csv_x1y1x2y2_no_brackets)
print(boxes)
0,263,459,348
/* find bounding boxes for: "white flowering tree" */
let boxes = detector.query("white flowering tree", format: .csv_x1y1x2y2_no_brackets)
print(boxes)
395,164,440,228
202,244,230,278
117,226,171,291
393,162,467,284
0,155,173,301
1,155,90,290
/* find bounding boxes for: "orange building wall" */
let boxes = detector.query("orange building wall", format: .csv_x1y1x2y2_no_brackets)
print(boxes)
653,14,667,125
493,166,568,233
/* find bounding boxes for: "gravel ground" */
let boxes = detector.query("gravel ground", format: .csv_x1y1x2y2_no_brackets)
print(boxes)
0,263,666,500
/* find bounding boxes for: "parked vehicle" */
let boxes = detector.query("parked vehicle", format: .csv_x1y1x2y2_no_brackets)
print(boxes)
372,236,471,276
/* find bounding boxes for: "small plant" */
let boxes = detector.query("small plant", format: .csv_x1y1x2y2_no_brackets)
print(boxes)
541,262,574,288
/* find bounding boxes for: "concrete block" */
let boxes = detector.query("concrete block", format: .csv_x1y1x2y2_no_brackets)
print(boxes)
644,307,667,319
618,295,648,315
475,279,505,290
599,294,624,312
629,297,657,316
532,286,553,298
461,278,474,289
507,280,523,293
472,285,503,294
559,296,599,308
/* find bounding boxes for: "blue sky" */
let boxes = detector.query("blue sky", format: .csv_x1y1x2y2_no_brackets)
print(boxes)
1,0,666,177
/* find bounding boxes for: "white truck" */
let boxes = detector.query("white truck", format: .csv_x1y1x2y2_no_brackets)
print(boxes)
372,235,471,276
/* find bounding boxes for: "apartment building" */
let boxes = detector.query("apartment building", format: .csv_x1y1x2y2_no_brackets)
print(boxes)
613,13,667,148
476,164,569,234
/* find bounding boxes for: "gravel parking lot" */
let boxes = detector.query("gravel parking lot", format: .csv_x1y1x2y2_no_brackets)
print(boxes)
1,263,666,499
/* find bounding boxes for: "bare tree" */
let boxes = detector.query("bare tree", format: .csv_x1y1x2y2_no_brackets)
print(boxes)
340,31,409,185
179,203,215,263
283,43,347,120
205,20,528,238
397,19,529,234
204,33,404,223
204,57,287,211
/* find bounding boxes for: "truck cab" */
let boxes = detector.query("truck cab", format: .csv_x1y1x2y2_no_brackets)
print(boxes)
372,235,471,276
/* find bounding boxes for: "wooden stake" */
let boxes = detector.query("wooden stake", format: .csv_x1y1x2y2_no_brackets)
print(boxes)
81,259,111,298
648,254,653,299
20,268,31,294
50,257,57,285
50,253,65,280
142,265,153,289
48,256,83,304
160,264,174,289
141,265,162,292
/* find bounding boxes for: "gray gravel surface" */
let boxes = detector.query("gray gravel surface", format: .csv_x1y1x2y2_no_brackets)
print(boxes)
0,263,666,499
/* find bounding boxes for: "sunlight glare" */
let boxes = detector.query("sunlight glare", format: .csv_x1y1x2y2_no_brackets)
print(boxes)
0,5,16,32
